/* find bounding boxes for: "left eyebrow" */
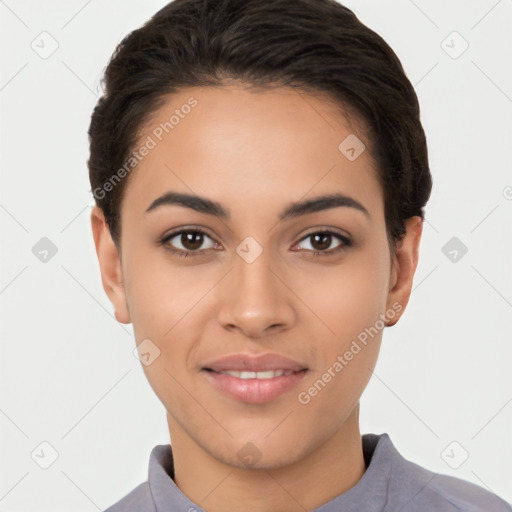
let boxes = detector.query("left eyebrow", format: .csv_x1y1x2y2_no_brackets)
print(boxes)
145,191,370,220
279,193,370,221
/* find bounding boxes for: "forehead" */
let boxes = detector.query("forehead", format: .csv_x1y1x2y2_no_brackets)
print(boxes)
121,85,383,223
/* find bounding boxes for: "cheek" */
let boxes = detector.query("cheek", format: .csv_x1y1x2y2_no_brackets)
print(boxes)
123,255,209,395
332,268,388,341
294,257,389,423
294,247,391,347
124,253,206,340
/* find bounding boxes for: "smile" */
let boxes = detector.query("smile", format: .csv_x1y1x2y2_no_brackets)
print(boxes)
213,369,296,379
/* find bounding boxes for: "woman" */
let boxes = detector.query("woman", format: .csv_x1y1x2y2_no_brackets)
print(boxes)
88,0,510,510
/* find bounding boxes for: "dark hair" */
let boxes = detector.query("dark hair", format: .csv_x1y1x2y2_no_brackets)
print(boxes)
88,0,432,254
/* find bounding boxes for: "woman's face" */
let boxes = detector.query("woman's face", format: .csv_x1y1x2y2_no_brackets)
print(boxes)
91,85,421,469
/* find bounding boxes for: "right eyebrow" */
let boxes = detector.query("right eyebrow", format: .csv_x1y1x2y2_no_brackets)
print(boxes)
145,191,229,218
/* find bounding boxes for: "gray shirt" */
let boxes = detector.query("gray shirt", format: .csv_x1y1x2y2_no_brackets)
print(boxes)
104,433,510,511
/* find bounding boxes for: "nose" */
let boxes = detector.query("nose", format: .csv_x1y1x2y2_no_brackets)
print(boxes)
216,246,296,339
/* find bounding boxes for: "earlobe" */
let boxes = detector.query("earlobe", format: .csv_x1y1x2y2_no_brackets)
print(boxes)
385,216,423,327
90,206,132,324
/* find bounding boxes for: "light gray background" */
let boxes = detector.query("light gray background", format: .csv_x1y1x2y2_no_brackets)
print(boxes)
1,0,511,510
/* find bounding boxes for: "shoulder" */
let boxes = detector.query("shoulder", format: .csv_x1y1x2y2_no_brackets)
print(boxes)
103,481,155,512
381,435,511,511
418,472,511,511
393,467,511,511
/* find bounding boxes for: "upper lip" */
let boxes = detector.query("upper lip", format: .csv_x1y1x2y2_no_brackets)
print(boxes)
203,353,308,372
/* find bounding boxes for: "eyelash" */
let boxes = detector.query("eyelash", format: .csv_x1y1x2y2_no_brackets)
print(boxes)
158,227,352,259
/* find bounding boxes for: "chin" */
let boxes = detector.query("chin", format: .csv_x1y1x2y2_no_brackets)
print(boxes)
206,434,308,471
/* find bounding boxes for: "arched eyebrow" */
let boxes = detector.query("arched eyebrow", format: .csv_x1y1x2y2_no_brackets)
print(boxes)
145,191,370,220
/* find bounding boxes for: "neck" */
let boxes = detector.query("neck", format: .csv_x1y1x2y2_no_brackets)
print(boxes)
167,405,366,512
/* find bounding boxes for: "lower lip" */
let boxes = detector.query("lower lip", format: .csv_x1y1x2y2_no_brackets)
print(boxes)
203,370,308,404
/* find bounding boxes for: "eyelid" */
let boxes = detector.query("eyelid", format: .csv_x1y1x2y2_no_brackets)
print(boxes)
161,225,213,240
298,226,351,241
293,228,352,252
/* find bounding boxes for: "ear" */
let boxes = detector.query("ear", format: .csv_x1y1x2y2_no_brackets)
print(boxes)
385,216,423,327
90,206,131,324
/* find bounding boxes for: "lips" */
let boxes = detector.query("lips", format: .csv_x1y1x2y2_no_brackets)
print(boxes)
203,353,308,373
202,353,308,404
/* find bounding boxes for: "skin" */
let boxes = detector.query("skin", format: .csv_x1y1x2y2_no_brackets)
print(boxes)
91,84,422,511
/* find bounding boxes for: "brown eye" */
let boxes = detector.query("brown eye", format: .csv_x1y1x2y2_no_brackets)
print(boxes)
310,233,333,251
178,231,205,251
295,230,351,256
160,228,217,257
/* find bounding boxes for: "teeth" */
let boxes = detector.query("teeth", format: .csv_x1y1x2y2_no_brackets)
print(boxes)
219,370,289,379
